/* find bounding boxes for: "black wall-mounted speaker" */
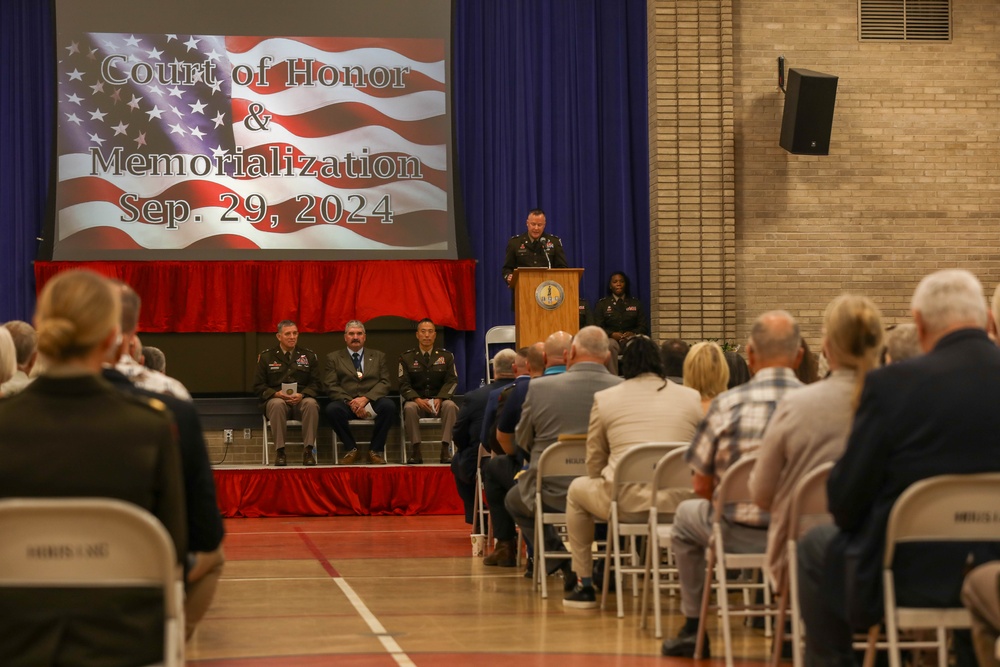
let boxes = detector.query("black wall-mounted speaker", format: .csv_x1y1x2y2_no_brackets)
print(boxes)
779,68,838,155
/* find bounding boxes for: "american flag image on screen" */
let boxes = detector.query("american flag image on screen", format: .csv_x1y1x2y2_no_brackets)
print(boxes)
54,33,449,259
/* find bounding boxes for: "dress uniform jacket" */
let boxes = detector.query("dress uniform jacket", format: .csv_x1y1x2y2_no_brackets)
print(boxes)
325,348,391,401
398,347,458,400
594,295,647,336
501,232,568,283
253,345,323,403
0,373,186,666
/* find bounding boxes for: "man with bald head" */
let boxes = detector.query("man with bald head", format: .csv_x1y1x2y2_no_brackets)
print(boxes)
504,326,623,572
663,310,803,657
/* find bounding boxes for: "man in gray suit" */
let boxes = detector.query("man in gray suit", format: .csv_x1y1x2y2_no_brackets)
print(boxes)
324,320,394,465
505,326,624,559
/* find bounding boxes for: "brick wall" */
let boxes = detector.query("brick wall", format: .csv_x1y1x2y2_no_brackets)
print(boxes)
649,0,1000,349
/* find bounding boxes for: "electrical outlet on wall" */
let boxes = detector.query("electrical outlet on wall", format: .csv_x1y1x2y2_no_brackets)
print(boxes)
223,429,233,444
243,428,252,439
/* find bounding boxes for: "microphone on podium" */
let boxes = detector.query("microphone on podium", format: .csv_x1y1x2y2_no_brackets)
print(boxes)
540,237,552,269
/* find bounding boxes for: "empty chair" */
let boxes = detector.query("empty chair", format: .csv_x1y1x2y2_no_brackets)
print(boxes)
484,325,516,382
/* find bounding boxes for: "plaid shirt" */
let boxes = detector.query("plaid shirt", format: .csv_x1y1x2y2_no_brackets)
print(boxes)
685,366,802,526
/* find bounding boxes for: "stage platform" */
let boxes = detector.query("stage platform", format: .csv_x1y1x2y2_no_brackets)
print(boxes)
212,463,464,518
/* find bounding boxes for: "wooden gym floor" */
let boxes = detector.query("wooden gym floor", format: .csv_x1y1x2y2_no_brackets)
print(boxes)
186,515,773,666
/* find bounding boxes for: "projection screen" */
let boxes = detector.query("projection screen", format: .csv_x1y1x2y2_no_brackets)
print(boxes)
50,0,457,260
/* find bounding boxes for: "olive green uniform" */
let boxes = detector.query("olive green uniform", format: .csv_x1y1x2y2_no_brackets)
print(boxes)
398,347,459,447
253,345,322,450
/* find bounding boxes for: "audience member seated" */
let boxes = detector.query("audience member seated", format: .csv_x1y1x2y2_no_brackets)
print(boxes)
595,271,647,375
451,348,518,523
962,561,1000,667
724,349,751,388
104,282,226,639
0,327,15,394
142,345,166,373
399,318,459,464
662,310,803,657
111,285,191,401
324,320,395,465
481,342,546,567
505,327,623,584
882,322,922,364
796,269,1000,667
253,319,322,466
0,269,186,666
563,337,703,608
660,338,689,383
748,295,883,594
682,341,730,414
0,320,36,397
795,338,821,384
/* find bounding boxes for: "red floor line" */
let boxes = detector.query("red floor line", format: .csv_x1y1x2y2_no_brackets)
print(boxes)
293,526,341,578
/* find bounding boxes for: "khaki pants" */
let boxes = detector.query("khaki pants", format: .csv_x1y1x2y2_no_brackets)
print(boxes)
185,547,225,639
566,476,696,580
962,562,1000,667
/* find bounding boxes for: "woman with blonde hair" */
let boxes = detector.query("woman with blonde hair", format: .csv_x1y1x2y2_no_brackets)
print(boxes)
683,341,730,413
749,294,883,592
0,327,16,394
0,269,186,666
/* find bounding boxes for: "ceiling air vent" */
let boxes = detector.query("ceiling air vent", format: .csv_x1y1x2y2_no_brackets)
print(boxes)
859,0,951,41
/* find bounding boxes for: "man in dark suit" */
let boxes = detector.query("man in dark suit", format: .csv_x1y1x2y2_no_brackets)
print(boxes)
798,269,1000,667
324,320,395,465
450,348,518,524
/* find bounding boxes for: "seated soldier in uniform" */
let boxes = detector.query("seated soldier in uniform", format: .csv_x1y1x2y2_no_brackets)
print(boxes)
399,318,459,465
253,320,322,466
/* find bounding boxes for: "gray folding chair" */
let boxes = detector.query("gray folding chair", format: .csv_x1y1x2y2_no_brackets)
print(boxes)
534,434,588,599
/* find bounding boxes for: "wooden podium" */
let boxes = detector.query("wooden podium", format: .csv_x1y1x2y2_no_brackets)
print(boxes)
511,268,584,348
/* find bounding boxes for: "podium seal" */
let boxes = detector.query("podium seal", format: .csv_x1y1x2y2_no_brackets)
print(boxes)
534,280,565,310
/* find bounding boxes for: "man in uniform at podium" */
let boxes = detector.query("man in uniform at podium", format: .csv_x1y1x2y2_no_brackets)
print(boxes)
399,318,459,465
502,208,568,288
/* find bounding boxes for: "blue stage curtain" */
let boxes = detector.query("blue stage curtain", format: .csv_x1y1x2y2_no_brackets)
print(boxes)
450,0,649,389
1,0,649,392
0,0,54,322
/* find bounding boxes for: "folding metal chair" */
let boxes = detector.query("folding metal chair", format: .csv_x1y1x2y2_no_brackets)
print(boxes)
865,472,1000,667
772,462,834,667
484,325,516,382
695,455,778,667
641,447,697,638
534,434,588,599
600,442,681,619
0,497,185,667
261,415,303,465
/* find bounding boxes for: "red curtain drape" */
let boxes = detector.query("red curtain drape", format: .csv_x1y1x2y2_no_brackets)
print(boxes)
213,466,464,518
34,260,476,332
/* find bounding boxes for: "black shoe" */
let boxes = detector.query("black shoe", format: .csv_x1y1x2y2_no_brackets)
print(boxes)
303,446,316,466
563,569,578,593
275,448,287,467
407,444,423,464
661,627,709,658
523,557,534,579
563,584,598,609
